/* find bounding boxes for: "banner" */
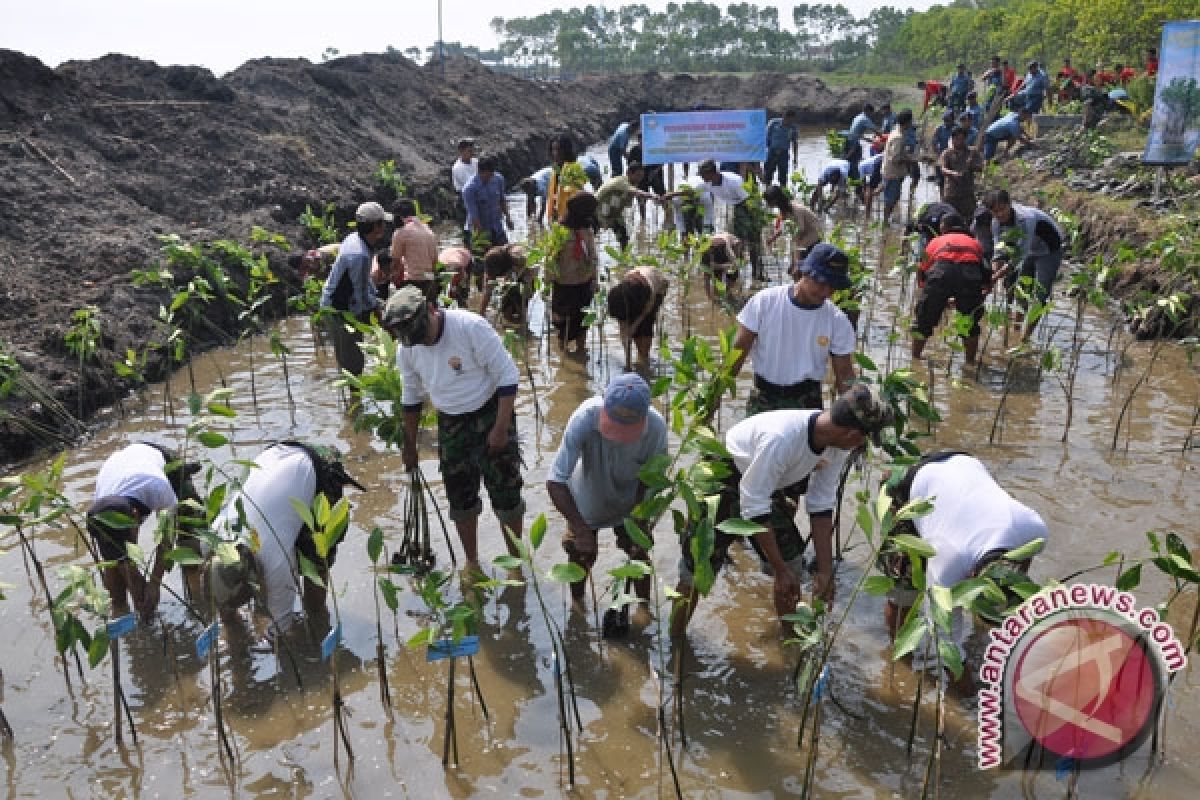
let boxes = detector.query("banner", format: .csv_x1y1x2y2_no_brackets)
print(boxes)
640,110,767,165
1143,20,1200,165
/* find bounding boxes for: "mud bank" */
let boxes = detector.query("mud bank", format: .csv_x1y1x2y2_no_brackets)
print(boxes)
0,49,887,466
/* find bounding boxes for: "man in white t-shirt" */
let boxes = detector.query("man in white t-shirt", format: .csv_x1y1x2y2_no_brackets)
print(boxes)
87,442,201,619
383,286,524,568
697,159,765,281
673,385,894,635
207,442,365,637
547,374,667,613
732,243,857,414
451,137,479,245
883,452,1047,667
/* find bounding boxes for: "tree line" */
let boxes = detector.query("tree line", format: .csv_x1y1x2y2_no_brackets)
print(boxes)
481,1,1191,76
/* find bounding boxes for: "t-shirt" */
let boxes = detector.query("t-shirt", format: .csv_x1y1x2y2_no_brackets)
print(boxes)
766,117,799,151
737,285,856,385
858,153,884,181
531,166,553,198
609,122,633,152
703,172,748,205
910,455,1047,589
987,112,1022,141
725,410,849,519
630,265,669,298
439,246,473,271
847,112,878,141
547,397,668,529
819,159,850,185
882,125,912,180
463,173,508,233
992,203,1063,260
214,444,317,634
93,443,178,511
451,157,478,192
391,218,438,282
320,231,377,315
786,202,823,250
577,155,602,186
398,309,520,414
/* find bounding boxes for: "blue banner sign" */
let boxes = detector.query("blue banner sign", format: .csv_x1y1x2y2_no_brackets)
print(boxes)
426,635,480,662
640,110,767,165
1143,21,1200,165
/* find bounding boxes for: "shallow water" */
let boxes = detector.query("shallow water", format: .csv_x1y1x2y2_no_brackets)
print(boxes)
2,131,1199,798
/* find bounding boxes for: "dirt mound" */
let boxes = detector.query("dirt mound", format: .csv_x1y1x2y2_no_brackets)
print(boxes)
0,48,888,466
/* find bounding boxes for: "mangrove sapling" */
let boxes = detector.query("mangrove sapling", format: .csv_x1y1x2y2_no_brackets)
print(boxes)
502,328,544,435
292,492,356,767
404,568,493,768
0,345,85,445
493,514,585,787
64,305,101,422
298,202,340,248
1112,294,1188,451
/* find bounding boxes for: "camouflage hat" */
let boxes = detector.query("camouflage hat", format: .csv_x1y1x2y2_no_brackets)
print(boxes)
831,384,894,445
382,285,428,330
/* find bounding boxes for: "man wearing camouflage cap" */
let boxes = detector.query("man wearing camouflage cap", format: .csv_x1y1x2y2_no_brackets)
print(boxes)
382,286,524,567
673,384,894,635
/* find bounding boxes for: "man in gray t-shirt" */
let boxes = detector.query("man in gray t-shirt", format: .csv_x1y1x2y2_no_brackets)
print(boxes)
547,374,667,607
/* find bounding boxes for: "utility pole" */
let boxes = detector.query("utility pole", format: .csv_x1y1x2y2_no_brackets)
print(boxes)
438,0,445,78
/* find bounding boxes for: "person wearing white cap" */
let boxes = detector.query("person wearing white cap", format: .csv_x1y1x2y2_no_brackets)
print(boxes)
319,201,393,390
546,373,667,612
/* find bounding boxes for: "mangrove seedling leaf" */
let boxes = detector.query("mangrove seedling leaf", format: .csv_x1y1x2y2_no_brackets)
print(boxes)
862,575,895,596
166,547,204,566
530,513,547,551
206,403,237,419
892,613,928,661
88,629,110,668
1166,532,1192,565
623,518,653,551
889,534,936,559
367,526,384,564
1003,538,1045,562
938,639,964,680
716,517,766,537
406,625,436,650
853,352,878,372
1116,563,1142,591
493,554,523,571
1102,551,1122,566
289,498,316,535
548,563,587,583
609,560,652,580
297,552,325,589
378,577,400,612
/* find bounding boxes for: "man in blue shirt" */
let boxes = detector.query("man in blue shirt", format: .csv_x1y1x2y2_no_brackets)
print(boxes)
320,201,392,385
842,103,879,175
948,64,974,111
763,109,800,186
983,108,1033,161
607,119,639,177
462,156,513,252
932,110,955,191
1015,61,1048,113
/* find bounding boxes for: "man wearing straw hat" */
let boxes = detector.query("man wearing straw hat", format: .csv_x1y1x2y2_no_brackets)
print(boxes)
383,286,524,568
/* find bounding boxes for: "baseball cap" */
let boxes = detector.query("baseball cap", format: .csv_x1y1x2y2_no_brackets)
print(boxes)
831,384,894,445
598,373,651,444
356,201,393,225
798,243,852,290
457,137,476,149
382,285,426,330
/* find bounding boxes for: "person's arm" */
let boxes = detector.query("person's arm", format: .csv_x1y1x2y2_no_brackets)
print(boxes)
547,480,594,551
353,252,378,314
830,354,855,394
402,408,422,470
938,149,960,178
319,253,346,308
398,349,426,469
488,391,516,455
807,512,836,603
737,443,803,615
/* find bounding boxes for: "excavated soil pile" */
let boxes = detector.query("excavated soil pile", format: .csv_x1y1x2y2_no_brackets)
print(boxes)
0,49,887,465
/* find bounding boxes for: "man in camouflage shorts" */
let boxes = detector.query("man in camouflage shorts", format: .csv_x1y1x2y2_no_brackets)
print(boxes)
384,286,525,566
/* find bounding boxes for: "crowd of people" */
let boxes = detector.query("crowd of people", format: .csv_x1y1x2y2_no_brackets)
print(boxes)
88,103,1060,674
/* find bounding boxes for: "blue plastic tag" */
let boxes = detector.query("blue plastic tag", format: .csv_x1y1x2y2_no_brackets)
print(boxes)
195,621,220,660
426,635,480,662
105,613,137,640
1055,756,1076,781
812,665,830,701
321,622,343,662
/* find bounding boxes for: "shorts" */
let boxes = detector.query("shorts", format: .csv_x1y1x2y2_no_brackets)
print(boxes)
746,377,823,415
437,394,524,522
327,311,368,377
678,458,809,584
551,281,595,333
913,260,986,337
882,177,904,207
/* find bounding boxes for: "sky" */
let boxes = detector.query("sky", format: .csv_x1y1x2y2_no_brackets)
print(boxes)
3,0,938,76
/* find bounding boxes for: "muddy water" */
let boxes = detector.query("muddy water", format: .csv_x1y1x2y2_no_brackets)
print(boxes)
2,131,1199,799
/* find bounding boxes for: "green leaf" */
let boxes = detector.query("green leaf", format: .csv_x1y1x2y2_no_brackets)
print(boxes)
938,639,964,680
609,560,652,580
623,518,653,551
406,625,436,650
289,497,316,535
378,578,400,612
892,613,928,661
853,352,878,372
1003,538,1045,562
862,575,896,596
1166,532,1191,565
716,517,766,537
166,547,204,566
1116,563,1142,591
297,552,325,588
1101,551,1122,566
548,563,587,584
206,403,237,419
367,526,384,564
492,554,523,571
855,504,874,537
88,628,110,668
530,513,547,551
889,534,936,559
